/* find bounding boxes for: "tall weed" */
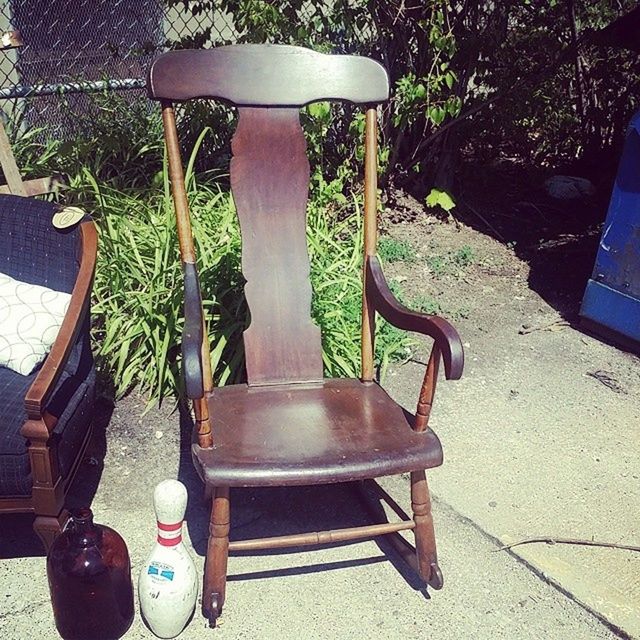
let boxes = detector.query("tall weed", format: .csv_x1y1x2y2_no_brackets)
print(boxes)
71,133,411,404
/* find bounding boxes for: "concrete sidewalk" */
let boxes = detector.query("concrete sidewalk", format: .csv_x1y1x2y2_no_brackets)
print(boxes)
383,237,640,639
0,403,620,639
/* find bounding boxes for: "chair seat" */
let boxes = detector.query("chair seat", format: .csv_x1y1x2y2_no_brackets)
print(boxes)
192,378,443,487
0,336,95,497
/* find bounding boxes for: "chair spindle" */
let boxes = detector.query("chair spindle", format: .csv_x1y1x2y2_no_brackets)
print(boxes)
162,101,214,448
361,107,378,382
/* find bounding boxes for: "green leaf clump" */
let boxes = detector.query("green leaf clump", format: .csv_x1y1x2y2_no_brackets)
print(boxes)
72,133,411,405
426,188,456,212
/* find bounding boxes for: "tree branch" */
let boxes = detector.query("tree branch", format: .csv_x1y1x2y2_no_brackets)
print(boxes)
494,537,640,553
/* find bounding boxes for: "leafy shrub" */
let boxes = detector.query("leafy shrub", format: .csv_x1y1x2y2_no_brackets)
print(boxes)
10,90,165,190
71,135,411,404
309,198,410,379
78,166,246,402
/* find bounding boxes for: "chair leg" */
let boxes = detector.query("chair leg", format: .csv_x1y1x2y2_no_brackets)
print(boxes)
203,487,230,627
410,470,443,589
33,509,69,552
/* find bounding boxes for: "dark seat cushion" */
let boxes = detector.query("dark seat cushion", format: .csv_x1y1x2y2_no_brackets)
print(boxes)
0,335,95,497
0,195,94,497
194,378,443,487
0,194,80,293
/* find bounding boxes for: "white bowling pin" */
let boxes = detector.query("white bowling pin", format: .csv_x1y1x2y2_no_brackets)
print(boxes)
139,479,198,639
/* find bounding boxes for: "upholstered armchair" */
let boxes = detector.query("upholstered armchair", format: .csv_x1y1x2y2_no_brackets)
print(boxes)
0,194,97,550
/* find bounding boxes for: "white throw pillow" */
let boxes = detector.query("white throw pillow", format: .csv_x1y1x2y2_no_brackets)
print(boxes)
0,272,71,376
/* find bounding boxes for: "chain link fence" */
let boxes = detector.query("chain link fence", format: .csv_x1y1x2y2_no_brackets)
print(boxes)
0,0,303,137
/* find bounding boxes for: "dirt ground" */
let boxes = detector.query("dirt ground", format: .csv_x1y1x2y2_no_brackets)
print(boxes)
379,181,640,637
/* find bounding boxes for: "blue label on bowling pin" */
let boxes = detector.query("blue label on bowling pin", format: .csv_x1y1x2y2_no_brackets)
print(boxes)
148,561,175,581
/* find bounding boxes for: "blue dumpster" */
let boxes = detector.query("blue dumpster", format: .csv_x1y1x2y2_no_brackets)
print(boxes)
580,110,640,347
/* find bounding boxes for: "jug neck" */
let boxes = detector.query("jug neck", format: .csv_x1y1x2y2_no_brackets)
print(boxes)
69,508,101,547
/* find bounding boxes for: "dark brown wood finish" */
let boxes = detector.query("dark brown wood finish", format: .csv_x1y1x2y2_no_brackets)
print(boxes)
232,107,323,385
229,521,415,552
162,101,214,448
411,470,443,588
415,344,441,432
203,487,230,624
0,221,98,549
366,255,464,379
148,45,388,107
24,222,97,418
192,379,443,487
148,44,463,625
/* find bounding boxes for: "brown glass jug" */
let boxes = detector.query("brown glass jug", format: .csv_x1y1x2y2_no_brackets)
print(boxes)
46,509,135,639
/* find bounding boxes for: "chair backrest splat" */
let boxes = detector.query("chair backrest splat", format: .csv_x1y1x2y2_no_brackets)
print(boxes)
148,45,389,386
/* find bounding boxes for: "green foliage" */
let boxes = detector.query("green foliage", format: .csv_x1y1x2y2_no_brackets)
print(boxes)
167,0,462,186
8,126,61,181
377,237,416,263
425,188,456,213
171,0,639,183
9,90,164,190
62,130,412,403
453,245,476,268
410,295,470,321
309,198,410,380
424,245,477,276
410,295,444,316
454,0,640,167
76,168,246,402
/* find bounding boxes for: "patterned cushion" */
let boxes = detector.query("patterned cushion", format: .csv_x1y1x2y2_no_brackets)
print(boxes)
0,272,71,375
0,194,80,293
0,336,95,497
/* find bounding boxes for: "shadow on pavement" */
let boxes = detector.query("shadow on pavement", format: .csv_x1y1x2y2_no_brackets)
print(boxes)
454,159,613,320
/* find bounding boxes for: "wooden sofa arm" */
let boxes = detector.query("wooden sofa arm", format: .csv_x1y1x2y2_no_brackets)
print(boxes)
23,221,97,429
366,256,464,380
182,262,205,400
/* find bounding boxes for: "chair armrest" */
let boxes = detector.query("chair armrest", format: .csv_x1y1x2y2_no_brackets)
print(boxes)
182,262,205,399
366,256,464,380
24,221,97,423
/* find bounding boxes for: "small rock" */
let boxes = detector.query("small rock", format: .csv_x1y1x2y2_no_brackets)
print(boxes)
155,430,163,439
488,501,497,508
544,175,595,200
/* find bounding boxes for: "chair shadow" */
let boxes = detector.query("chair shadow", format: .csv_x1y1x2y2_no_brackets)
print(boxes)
177,404,428,595
0,394,113,559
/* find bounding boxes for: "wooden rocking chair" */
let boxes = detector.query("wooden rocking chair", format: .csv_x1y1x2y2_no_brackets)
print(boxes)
147,44,464,626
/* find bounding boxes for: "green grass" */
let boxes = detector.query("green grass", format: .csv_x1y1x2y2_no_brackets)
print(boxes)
11,119,415,404
378,236,417,263
425,244,477,276
309,202,411,379
79,169,246,402
69,141,412,404
410,294,470,321
411,295,444,316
